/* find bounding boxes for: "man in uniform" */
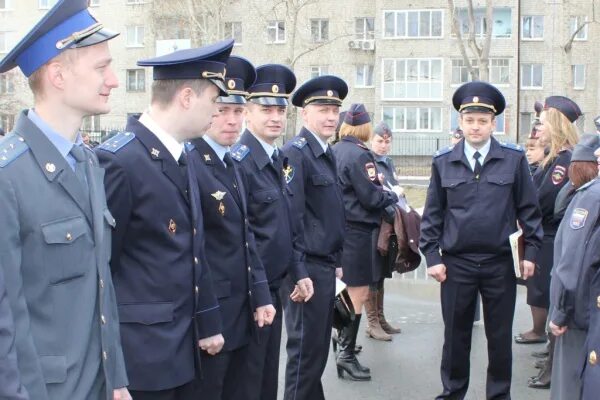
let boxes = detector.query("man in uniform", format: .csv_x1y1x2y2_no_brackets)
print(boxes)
96,41,233,399
420,81,543,400
232,64,313,400
188,55,276,399
282,75,348,399
0,1,129,399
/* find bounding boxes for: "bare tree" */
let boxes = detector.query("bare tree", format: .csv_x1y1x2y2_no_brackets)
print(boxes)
564,1,599,52
447,0,493,81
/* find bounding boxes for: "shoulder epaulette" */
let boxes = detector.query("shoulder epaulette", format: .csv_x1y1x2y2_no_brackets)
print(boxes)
97,132,136,153
0,134,29,168
291,137,307,149
184,141,195,152
356,142,369,150
500,142,524,152
433,146,453,158
230,143,250,161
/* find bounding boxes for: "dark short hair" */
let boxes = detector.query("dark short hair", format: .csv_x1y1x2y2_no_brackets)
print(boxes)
151,79,213,106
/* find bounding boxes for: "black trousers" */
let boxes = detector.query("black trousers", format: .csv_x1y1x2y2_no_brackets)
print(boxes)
128,380,197,400
283,261,336,400
437,255,516,400
196,345,249,400
242,290,282,400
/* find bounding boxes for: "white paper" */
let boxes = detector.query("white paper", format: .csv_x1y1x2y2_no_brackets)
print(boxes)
509,229,523,278
335,278,347,296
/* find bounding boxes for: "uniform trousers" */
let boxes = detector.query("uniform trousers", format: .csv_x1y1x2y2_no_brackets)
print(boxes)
283,261,336,400
243,290,282,400
128,379,197,400
438,255,516,400
196,345,249,400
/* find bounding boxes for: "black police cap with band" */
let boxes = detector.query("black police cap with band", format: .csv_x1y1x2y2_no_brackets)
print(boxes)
544,96,582,123
0,0,118,76
137,39,234,96
246,64,296,106
218,56,256,104
452,81,506,116
292,75,349,108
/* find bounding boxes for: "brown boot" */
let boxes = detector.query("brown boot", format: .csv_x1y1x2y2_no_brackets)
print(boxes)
365,290,392,341
378,287,401,334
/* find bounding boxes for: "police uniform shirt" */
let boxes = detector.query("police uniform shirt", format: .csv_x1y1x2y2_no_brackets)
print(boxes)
252,131,278,160
463,138,490,172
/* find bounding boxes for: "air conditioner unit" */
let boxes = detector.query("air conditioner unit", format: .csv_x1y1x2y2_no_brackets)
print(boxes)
348,40,362,49
361,40,375,51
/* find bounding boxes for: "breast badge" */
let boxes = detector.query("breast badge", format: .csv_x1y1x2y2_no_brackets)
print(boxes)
570,208,588,230
168,219,177,234
283,165,294,184
211,191,227,216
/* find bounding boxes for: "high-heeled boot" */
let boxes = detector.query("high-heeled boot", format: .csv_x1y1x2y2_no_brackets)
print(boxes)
378,287,401,334
336,315,371,381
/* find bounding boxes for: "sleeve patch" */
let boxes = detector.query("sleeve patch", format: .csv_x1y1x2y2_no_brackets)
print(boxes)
0,134,29,168
365,162,377,181
97,132,136,153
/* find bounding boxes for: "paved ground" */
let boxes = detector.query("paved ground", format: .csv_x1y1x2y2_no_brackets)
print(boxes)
277,280,550,400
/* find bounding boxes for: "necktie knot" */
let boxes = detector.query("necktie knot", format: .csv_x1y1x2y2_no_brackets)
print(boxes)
473,151,481,161
271,149,279,163
178,151,187,166
70,144,87,163
223,152,234,168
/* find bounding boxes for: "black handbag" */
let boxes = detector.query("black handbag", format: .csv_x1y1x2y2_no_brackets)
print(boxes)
332,288,355,330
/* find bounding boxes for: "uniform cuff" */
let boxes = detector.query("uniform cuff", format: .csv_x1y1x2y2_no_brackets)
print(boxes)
524,245,538,264
291,261,309,283
550,308,568,327
252,280,272,308
425,251,443,267
195,306,223,339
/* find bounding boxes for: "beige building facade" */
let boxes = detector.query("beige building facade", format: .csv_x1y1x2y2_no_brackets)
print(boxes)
1,0,598,157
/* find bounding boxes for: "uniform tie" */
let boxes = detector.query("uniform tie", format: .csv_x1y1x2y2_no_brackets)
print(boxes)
271,148,283,172
223,152,234,169
473,151,483,179
69,144,88,191
178,151,188,183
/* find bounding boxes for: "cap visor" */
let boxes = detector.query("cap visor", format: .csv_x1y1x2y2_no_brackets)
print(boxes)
72,27,119,48
249,97,289,106
217,95,247,104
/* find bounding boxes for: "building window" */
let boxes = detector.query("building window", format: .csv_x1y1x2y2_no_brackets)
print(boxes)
573,64,585,89
521,16,543,40
383,10,443,38
356,64,374,87
126,26,145,47
489,59,510,85
0,114,14,133
382,58,443,100
355,17,375,40
38,0,58,9
456,7,512,38
451,109,505,134
0,31,14,53
0,0,13,10
521,64,543,89
451,59,478,84
309,65,329,79
310,19,329,42
382,107,442,132
0,73,14,94
126,69,145,92
570,16,588,40
520,112,533,137
266,21,285,43
224,22,242,44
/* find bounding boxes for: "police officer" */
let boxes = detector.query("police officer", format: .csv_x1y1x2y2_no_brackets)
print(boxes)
96,41,234,398
0,1,129,399
282,76,347,398
188,55,276,399
233,64,312,400
549,134,600,399
420,81,543,399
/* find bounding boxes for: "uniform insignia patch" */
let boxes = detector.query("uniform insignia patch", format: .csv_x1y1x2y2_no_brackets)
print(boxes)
365,162,377,181
500,142,524,152
283,165,294,184
291,137,307,149
168,219,177,234
204,154,211,162
218,202,225,216
551,165,566,185
97,131,136,153
570,208,588,230
434,146,453,158
211,191,227,201
230,144,250,161
45,163,56,173
0,134,29,168
151,148,160,157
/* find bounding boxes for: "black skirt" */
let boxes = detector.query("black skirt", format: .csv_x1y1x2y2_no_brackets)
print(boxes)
526,235,554,308
341,224,380,286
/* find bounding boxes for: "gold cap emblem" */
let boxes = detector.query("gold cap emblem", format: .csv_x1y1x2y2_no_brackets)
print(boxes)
272,85,279,93
228,79,236,90
473,96,480,103
590,351,598,365
327,90,334,97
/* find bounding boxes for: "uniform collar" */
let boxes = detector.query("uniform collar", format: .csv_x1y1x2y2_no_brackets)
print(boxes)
27,108,82,162
249,129,277,159
240,129,271,170
139,112,184,163
305,128,328,153
202,134,229,163
463,138,491,163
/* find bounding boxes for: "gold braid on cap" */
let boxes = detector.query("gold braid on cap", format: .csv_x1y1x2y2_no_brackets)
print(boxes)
459,103,496,113
226,89,249,96
303,95,342,105
56,22,104,50
202,70,226,80
246,92,290,99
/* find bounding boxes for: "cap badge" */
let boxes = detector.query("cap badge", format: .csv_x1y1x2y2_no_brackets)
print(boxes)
272,85,280,93
228,80,236,90
327,90,334,97
473,96,479,103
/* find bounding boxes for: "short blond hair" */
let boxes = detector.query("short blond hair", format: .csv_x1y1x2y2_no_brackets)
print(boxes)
151,79,213,107
339,122,372,143
540,108,579,168
27,50,77,99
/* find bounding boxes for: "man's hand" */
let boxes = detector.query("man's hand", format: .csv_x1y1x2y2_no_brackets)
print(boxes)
254,304,276,327
549,321,568,337
113,388,132,400
427,264,447,283
335,267,343,279
289,277,314,303
521,260,535,280
198,334,225,356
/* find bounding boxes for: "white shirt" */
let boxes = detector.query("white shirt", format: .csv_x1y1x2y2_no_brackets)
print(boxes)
307,129,329,153
139,112,184,164
463,139,491,172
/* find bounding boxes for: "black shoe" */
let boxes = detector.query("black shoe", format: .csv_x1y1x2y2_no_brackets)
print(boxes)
336,315,371,381
332,332,362,354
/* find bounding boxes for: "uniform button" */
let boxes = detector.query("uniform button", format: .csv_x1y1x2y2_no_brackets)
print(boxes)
99,279,104,289
101,315,106,324
102,351,108,361
409,239,414,243
233,183,237,188
194,257,199,264
193,228,197,235
590,351,597,365
245,242,249,248
597,295,600,309
248,290,252,295
244,218,248,225
66,232,72,241
248,266,251,272
195,286,199,294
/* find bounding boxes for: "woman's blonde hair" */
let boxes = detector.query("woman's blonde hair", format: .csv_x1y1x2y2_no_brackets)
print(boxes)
540,108,579,168
339,122,372,143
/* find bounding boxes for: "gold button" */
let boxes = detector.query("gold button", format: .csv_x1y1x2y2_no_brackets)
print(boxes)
195,286,199,294
102,351,108,361
590,351,597,365
248,290,252,295
101,315,106,324
194,257,199,264
245,242,249,248
248,266,251,272
193,228,197,235
99,279,104,289
597,296,600,309
66,233,72,241
244,219,248,225
112,218,116,225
